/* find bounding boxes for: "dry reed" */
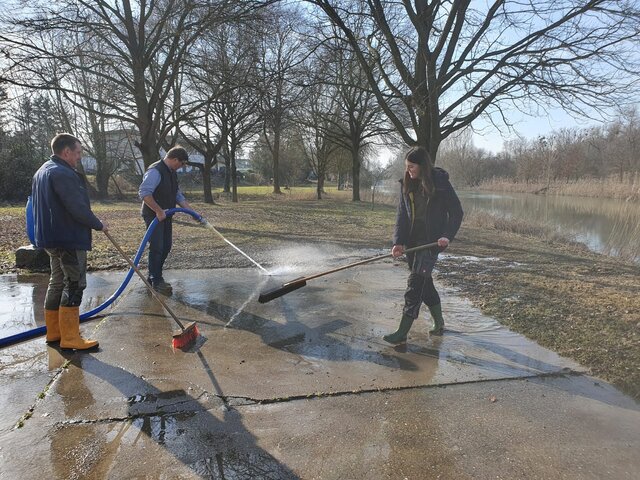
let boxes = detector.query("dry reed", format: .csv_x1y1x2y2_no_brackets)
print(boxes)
477,174,640,201
464,210,573,244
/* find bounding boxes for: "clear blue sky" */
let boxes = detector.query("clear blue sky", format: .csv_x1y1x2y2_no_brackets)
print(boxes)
472,108,599,154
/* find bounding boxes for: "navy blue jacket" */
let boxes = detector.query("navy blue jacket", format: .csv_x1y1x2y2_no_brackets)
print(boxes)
393,168,464,246
31,156,103,250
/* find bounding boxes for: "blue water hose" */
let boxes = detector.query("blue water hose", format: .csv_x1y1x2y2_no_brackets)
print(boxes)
0,207,204,348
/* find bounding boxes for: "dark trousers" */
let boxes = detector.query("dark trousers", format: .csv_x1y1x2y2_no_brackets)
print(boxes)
44,249,87,308
144,216,172,283
402,249,440,319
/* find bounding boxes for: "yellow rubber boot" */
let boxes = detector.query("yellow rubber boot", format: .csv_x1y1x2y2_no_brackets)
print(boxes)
45,309,61,343
59,306,98,350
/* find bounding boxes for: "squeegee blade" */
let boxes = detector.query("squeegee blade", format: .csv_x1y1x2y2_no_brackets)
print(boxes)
258,279,307,303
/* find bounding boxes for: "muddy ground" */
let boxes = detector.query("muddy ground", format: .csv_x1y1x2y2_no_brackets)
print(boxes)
1,193,638,399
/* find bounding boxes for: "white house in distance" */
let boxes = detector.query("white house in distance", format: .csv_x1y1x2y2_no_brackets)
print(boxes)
81,129,205,176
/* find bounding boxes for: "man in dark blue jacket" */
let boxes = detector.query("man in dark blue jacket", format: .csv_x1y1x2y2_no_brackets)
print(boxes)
32,133,108,350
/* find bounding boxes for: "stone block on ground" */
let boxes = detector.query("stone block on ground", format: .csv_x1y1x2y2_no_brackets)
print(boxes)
15,245,50,270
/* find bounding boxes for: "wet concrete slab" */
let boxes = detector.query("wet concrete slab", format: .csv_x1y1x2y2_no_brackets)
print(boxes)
0,259,638,479
0,271,130,339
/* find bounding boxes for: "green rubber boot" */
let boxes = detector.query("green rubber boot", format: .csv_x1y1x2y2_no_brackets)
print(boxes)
428,304,445,335
383,314,415,344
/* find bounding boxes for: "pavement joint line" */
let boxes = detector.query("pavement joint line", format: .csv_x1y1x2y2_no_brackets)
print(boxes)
38,369,583,428
13,359,70,430
46,369,584,427
220,368,583,406
13,365,583,430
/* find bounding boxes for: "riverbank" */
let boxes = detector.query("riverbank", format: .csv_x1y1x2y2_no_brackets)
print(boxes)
438,217,639,399
1,191,638,399
475,175,640,201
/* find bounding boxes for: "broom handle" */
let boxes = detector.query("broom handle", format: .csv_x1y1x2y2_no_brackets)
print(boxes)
284,241,440,286
103,230,186,331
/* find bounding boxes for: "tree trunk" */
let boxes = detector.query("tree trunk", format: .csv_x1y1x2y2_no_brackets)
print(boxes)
317,174,324,200
136,114,161,169
351,148,361,201
272,128,282,194
231,147,239,203
223,152,231,193
93,125,109,199
96,169,110,199
202,153,216,204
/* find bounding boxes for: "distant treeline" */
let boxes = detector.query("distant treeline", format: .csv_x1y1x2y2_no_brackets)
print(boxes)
438,109,640,199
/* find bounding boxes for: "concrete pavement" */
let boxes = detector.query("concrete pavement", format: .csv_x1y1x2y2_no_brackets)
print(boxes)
0,260,638,479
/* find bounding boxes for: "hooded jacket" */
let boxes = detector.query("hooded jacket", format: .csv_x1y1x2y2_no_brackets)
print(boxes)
393,167,464,246
31,155,103,250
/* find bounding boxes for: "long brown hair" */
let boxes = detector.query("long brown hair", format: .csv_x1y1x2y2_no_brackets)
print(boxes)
403,146,435,197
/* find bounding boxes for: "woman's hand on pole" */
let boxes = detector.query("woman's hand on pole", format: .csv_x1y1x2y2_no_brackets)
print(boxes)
437,237,450,249
391,244,405,257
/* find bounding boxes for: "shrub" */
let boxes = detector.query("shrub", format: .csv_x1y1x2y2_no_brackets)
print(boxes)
0,135,40,201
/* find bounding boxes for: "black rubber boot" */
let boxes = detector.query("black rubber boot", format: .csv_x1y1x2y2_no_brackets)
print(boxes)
428,304,445,335
383,314,415,344
153,280,173,295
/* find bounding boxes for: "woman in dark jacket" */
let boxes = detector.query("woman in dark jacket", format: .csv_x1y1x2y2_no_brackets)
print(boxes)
383,146,463,344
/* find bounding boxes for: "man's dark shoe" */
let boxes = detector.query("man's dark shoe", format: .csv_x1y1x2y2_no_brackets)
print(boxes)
152,280,173,295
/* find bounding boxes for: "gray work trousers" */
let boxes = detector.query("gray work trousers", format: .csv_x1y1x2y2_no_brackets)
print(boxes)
44,249,87,309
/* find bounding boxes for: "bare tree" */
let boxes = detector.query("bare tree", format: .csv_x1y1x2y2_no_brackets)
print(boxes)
366,159,393,209
64,44,120,199
438,128,489,186
250,130,309,187
297,79,342,200
257,3,309,194
306,0,640,161
606,107,640,181
200,23,263,203
1,0,272,169
179,35,233,203
177,105,225,204
313,22,393,202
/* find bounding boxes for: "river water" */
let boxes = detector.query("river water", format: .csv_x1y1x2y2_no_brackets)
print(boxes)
458,191,640,264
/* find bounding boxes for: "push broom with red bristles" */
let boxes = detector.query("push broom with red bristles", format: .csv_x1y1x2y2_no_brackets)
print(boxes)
103,230,200,349
170,319,199,349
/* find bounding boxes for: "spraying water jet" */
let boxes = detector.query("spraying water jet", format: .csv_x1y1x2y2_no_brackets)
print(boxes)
201,219,270,275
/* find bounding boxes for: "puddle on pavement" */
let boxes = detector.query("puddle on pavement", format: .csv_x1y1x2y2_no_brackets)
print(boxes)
0,272,124,340
190,450,296,479
2,247,580,382
0,273,47,337
0,245,383,341
50,416,296,479
133,412,196,446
